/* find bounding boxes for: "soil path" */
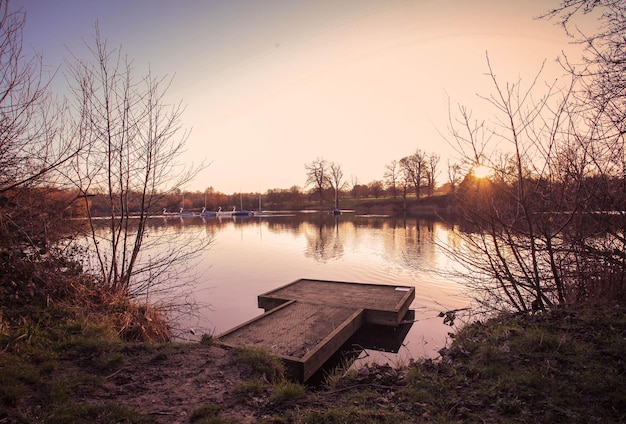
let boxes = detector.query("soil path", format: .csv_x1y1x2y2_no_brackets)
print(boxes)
81,344,264,423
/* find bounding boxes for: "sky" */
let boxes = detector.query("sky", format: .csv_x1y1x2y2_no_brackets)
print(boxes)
20,0,589,194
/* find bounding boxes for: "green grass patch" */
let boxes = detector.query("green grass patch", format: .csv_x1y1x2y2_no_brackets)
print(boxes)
232,346,285,383
395,306,626,422
235,379,264,401
270,381,306,403
46,402,152,424
189,404,223,423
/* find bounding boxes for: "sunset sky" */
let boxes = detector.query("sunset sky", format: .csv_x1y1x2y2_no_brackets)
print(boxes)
21,0,589,194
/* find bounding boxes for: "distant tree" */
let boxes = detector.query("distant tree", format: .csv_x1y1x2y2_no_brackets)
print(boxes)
287,185,305,209
349,175,361,200
328,161,346,209
181,194,193,211
202,186,215,209
399,149,427,198
261,185,306,210
368,180,384,199
425,153,440,197
447,161,462,195
384,160,400,199
305,157,329,208
399,166,411,209
67,28,206,295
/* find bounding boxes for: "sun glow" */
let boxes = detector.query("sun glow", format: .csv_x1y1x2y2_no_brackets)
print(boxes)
473,165,491,179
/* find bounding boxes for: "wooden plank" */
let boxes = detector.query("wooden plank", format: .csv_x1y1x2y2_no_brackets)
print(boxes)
218,301,363,381
300,307,364,381
217,299,296,340
259,279,414,325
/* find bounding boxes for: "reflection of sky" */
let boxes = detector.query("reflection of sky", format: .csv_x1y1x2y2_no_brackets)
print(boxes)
20,1,594,193
126,214,470,361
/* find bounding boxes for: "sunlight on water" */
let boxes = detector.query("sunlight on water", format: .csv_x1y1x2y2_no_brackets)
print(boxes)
134,213,472,364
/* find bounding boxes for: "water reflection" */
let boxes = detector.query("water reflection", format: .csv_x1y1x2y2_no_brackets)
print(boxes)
304,215,344,262
138,212,469,363
350,310,416,353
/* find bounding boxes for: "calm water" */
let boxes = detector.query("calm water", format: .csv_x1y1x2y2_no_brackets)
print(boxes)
144,212,470,365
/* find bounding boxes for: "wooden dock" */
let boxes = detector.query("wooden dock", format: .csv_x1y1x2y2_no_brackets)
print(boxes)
218,279,415,381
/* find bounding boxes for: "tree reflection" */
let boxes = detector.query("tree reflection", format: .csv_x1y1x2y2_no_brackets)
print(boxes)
143,212,453,270
303,214,346,262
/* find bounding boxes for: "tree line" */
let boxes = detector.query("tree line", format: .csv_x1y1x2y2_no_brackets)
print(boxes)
302,150,447,210
74,145,451,216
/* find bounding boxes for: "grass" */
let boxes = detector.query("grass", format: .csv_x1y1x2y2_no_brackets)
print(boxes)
235,379,264,400
270,381,306,403
189,404,225,423
321,356,356,388
0,299,158,423
2,286,624,423
232,346,285,383
399,305,626,422
278,304,626,423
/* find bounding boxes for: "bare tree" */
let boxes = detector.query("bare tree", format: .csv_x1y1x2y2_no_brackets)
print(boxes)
544,1,626,131
0,3,81,195
399,149,427,199
399,165,411,210
67,28,206,296
425,153,440,197
442,38,626,314
349,175,361,200
328,161,345,209
384,160,400,199
0,1,85,255
541,0,626,304
447,161,462,195
446,104,491,169
305,157,328,208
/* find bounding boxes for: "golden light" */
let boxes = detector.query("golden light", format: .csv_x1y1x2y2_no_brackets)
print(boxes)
473,165,491,179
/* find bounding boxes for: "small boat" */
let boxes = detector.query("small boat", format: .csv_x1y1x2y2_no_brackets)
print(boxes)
332,208,341,216
233,194,252,216
200,207,217,217
179,207,194,217
232,208,252,217
216,206,233,217
162,208,179,216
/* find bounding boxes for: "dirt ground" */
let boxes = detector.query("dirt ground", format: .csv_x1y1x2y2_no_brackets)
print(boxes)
81,343,272,423
74,341,406,424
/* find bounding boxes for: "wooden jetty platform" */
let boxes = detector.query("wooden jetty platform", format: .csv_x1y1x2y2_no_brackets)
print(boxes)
218,278,415,382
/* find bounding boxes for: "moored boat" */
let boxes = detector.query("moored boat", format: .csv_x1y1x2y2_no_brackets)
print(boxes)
232,208,252,216
216,206,233,217
200,207,217,216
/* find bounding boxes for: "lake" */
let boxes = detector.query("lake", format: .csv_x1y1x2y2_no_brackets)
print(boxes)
141,211,471,366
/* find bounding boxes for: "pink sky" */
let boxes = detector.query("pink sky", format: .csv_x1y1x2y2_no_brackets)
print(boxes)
21,0,589,193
